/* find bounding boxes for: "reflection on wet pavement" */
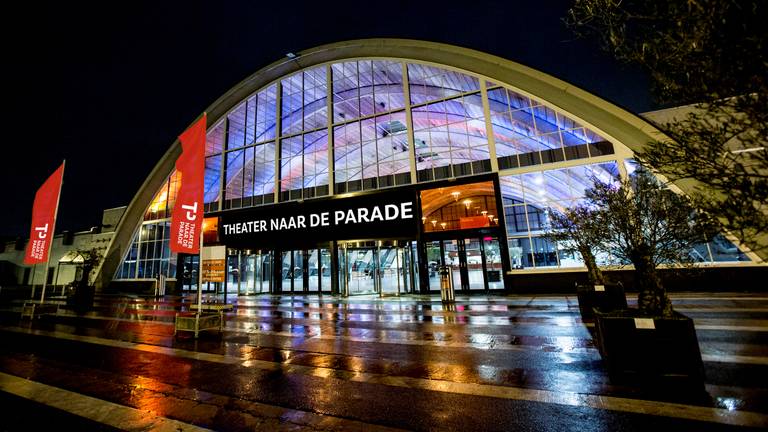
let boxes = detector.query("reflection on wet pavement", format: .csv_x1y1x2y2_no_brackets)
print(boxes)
0,293,767,430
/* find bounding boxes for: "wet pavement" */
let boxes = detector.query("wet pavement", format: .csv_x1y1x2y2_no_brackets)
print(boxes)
0,292,767,431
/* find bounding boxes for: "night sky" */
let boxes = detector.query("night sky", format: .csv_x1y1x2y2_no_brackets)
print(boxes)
2,0,652,239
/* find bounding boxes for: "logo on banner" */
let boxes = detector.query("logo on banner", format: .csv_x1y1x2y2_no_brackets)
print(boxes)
28,223,49,261
175,202,199,250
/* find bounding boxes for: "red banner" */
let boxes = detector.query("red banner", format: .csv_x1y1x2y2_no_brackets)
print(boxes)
24,163,65,264
170,113,206,254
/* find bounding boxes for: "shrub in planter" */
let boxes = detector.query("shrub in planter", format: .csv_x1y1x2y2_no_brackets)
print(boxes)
583,169,718,386
546,206,627,321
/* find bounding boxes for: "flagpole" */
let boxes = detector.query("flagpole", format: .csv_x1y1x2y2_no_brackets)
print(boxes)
197,224,203,321
31,264,37,299
41,160,65,304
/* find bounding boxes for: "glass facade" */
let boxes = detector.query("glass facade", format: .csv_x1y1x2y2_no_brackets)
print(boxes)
115,220,177,279
115,57,751,281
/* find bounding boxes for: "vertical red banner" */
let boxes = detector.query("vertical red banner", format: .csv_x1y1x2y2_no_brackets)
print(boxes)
170,113,207,254
24,164,65,264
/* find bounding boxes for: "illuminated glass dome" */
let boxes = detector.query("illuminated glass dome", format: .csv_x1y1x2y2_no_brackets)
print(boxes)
99,39,749,286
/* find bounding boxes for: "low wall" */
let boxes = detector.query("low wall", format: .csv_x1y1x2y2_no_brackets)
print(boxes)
506,266,768,294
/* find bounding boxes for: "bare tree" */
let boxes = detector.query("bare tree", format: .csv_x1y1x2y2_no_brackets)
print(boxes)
545,205,607,285
585,170,717,316
566,0,768,255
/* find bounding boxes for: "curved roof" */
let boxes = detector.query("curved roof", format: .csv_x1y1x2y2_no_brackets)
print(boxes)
94,39,673,287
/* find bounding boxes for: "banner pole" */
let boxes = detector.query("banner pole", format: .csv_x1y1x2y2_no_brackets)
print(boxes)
31,264,37,299
41,160,65,304
197,227,203,315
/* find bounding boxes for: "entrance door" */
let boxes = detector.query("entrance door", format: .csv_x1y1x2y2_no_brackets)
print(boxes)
280,250,305,292
319,248,332,293
442,240,464,290
181,255,200,292
379,244,412,296
483,237,504,290
307,249,319,292
345,247,377,295
464,237,485,290
278,248,331,293
243,251,271,294
339,242,414,296
429,236,502,292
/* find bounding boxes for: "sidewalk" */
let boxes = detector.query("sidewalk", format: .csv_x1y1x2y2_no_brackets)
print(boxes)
1,293,766,430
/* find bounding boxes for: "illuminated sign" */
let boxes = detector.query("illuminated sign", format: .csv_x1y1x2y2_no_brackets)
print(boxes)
220,188,419,248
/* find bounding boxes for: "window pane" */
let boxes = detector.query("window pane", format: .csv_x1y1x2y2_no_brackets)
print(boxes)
206,121,225,156
407,63,480,105
204,155,222,204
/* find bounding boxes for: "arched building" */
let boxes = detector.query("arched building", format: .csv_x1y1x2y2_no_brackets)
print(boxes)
96,39,758,295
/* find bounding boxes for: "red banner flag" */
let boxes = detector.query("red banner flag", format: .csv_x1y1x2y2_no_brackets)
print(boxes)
24,163,65,264
170,113,207,254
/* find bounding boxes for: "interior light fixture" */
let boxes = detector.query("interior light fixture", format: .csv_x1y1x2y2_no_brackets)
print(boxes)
440,222,447,230
451,191,460,201
431,220,437,227
463,199,472,209
481,210,488,217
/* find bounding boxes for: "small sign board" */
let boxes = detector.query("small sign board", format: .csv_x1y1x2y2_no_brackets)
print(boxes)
202,245,226,283
594,285,605,292
633,318,656,330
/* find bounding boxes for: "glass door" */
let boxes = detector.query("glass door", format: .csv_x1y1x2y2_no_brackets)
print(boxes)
307,249,319,292
243,254,255,295
425,240,441,290
227,254,237,292
442,240,463,290
181,255,199,292
320,248,332,293
379,245,398,296
379,244,412,296
408,241,419,294
280,251,292,292
464,237,485,290
346,247,377,295
483,237,503,290
243,251,272,294
280,250,304,293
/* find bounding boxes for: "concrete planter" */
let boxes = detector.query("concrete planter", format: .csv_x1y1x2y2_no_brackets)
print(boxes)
575,282,627,322
594,309,705,390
